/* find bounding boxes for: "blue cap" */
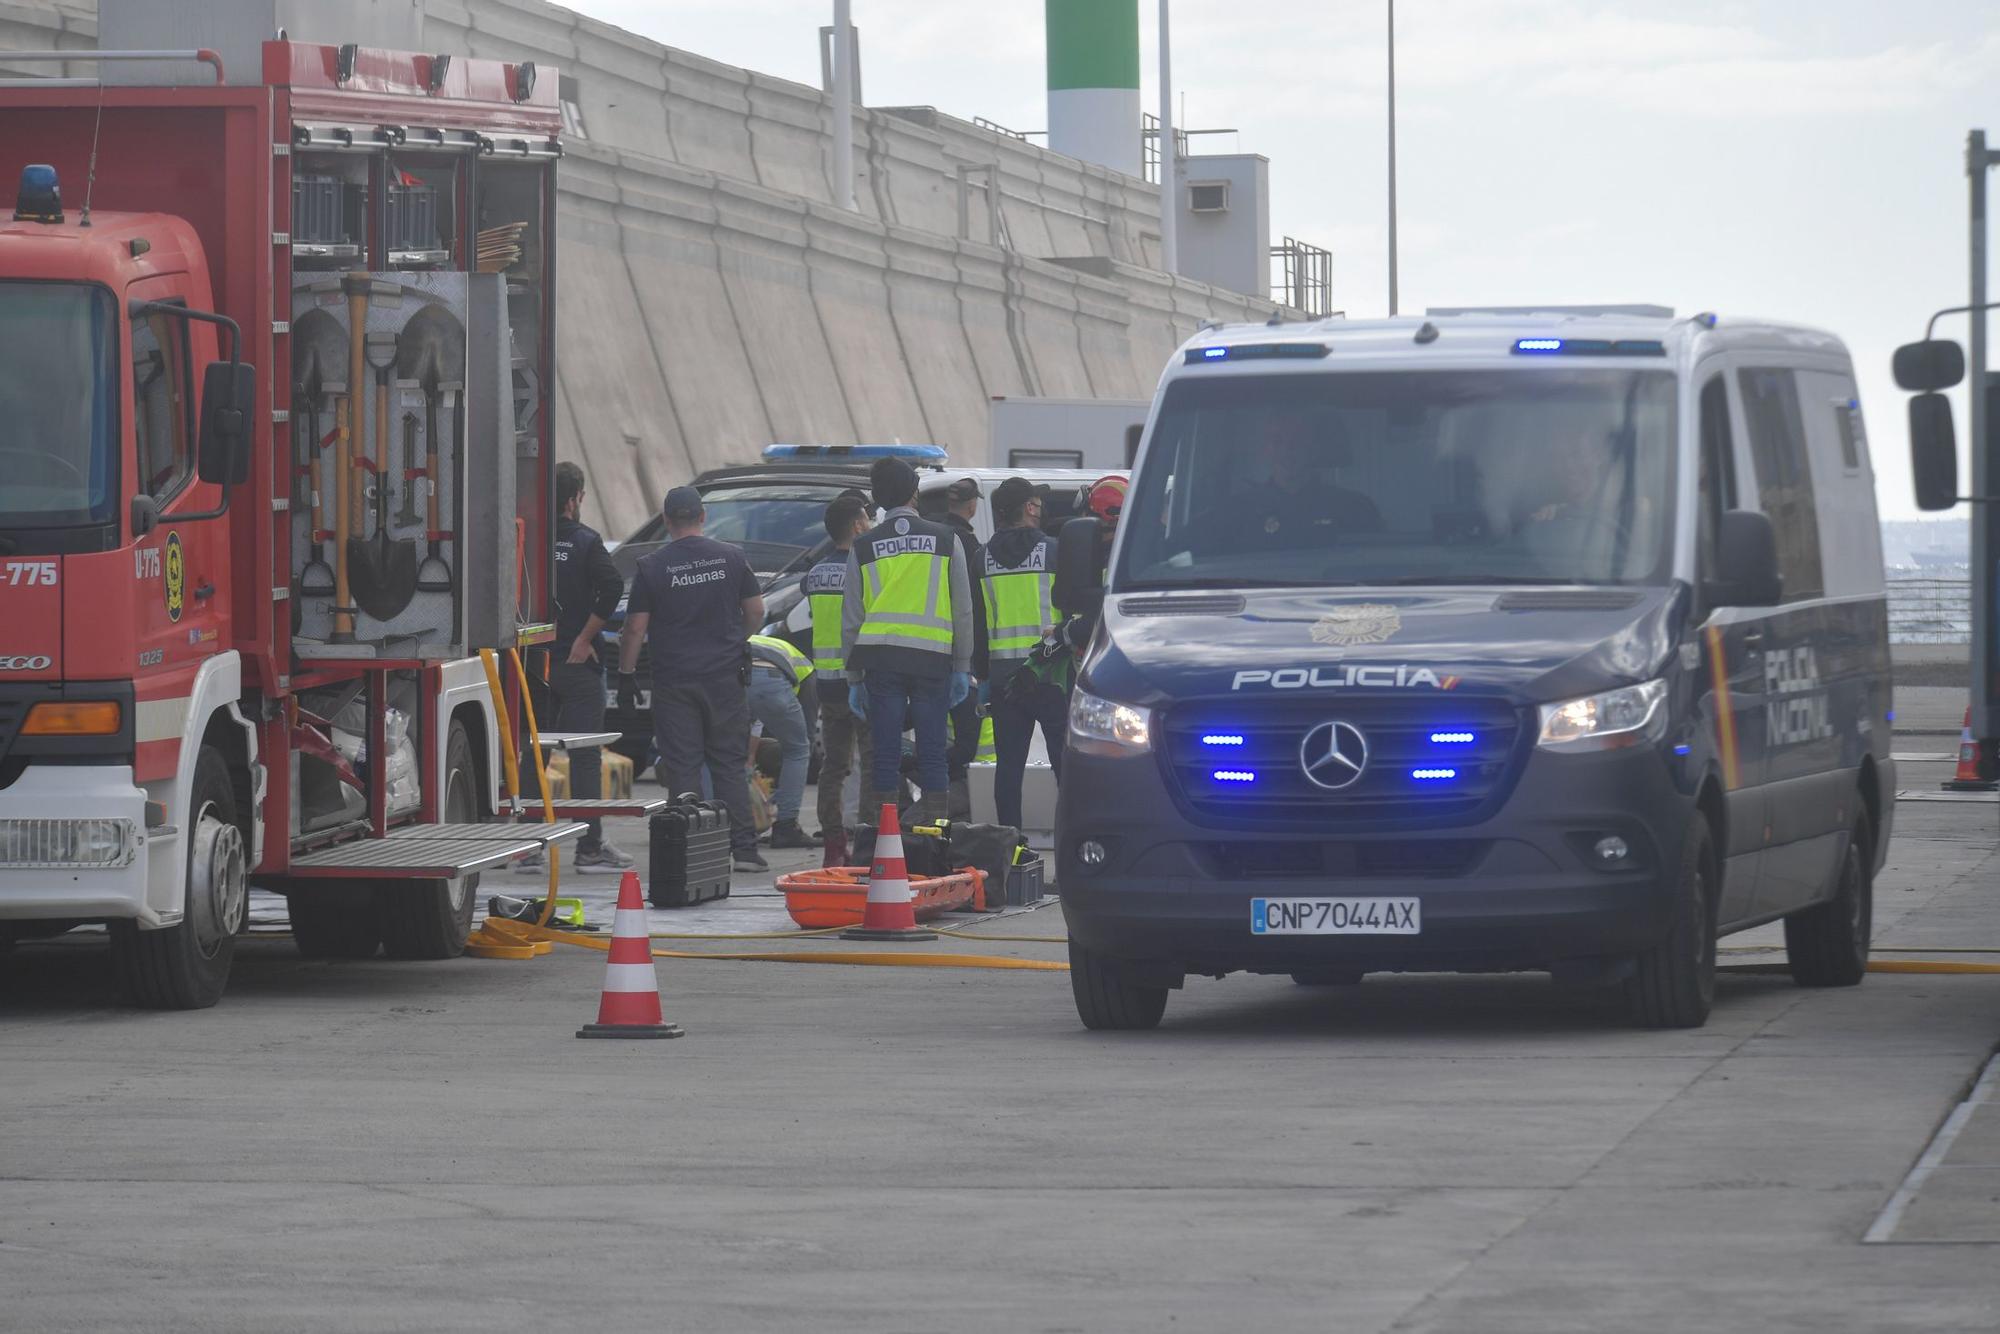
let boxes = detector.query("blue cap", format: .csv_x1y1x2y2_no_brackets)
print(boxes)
662,485,704,519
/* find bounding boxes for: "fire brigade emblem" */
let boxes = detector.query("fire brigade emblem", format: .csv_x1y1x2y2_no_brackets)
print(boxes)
1311,603,1399,647
164,532,185,623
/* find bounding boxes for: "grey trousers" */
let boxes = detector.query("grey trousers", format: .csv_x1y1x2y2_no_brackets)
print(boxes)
548,660,605,851
652,669,758,855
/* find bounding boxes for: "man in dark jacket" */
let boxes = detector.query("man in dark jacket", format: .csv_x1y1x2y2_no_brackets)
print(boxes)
938,476,987,817
542,462,632,871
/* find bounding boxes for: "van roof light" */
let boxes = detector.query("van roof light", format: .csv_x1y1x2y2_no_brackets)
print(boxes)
761,444,949,462
1511,338,1667,357
1183,342,1331,365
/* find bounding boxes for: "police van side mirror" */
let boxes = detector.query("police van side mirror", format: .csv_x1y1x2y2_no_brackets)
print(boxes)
1908,393,1959,511
1054,515,1104,613
1708,510,1781,609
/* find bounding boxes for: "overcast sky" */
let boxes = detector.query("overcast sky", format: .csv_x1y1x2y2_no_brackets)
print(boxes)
569,0,2000,522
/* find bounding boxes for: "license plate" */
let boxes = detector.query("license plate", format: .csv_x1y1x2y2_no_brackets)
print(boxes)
1251,897,1420,935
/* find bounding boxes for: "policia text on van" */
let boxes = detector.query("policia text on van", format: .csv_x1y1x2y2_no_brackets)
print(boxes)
1052,313,1892,1031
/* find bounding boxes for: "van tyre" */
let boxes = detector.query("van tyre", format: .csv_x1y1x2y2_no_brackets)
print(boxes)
1069,942,1169,1031
1784,814,1871,988
111,745,246,1010
288,889,381,959
1626,813,1717,1029
375,721,480,960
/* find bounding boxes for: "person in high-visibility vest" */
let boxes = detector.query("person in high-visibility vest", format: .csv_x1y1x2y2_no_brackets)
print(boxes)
841,457,974,826
746,632,816,848
805,492,875,868
981,476,1065,829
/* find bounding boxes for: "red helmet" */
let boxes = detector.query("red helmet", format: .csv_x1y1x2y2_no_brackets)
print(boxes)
1085,474,1129,524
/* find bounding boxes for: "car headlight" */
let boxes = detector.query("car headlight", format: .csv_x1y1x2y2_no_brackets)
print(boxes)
1537,679,1668,751
1069,687,1153,756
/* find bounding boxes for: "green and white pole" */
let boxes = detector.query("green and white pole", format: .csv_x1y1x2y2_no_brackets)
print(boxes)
1045,0,1141,178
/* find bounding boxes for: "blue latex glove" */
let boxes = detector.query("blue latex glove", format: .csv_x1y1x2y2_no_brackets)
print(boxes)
848,681,868,721
949,672,972,708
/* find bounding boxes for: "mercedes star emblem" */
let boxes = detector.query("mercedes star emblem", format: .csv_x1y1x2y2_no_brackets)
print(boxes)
1300,720,1369,790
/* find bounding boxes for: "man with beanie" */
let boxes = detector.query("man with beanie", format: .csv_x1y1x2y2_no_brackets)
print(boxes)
981,476,1065,830
840,457,974,825
805,492,875,867
617,485,769,873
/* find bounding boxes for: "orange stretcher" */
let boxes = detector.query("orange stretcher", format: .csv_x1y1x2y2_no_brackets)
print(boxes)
776,866,987,929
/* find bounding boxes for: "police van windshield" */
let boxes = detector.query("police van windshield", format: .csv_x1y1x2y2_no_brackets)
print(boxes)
1115,368,1678,590
0,281,118,532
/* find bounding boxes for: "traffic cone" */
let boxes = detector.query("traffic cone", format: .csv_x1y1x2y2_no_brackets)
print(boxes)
842,802,938,941
576,870,684,1039
1944,708,1999,793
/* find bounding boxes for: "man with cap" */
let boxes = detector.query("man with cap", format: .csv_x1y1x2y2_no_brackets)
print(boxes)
938,475,988,818
981,477,1065,830
841,456,974,825
617,485,769,873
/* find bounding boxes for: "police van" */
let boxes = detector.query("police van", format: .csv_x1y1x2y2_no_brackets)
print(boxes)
1053,310,1893,1030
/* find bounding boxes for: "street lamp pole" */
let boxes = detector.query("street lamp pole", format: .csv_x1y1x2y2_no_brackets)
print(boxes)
1158,0,1177,276
832,0,856,211
1387,0,1399,316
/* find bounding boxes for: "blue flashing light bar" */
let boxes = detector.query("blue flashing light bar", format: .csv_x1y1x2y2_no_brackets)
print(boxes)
1511,337,1667,358
762,443,949,462
1201,734,1247,747
1429,731,1476,745
1212,770,1257,783
1184,342,1331,366
1673,744,1691,756
1410,768,1458,781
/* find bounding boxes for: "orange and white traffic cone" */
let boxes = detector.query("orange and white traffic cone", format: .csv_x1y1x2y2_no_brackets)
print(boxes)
1944,708,1999,793
842,802,939,941
577,869,684,1039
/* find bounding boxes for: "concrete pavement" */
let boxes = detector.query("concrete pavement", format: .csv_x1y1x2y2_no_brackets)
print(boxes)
2,793,1996,1331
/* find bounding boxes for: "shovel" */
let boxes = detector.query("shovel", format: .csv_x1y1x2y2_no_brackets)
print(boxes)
349,328,419,622
394,303,466,596
291,307,347,607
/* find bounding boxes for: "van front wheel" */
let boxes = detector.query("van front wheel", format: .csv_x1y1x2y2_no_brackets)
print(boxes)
1069,942,1168,1031
1626,813,1717,1029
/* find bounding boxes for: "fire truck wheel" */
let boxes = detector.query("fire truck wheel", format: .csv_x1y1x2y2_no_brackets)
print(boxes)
111,745,246,1010
287,888,382,959
377,721,481,960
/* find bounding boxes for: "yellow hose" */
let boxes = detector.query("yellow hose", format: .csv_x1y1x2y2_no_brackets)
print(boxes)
506,647,562,928
477,650,521,806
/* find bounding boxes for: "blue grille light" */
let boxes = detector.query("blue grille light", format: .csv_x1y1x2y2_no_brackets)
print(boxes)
1212,769,1257,783
1673,744,1691,756
1410,768,1457,781
1885,709,1895,723
1200,733,1246,746
1429,731,1475,744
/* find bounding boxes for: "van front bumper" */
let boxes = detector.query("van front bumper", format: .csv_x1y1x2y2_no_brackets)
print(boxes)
1057,742,1693,977
0,765,163,925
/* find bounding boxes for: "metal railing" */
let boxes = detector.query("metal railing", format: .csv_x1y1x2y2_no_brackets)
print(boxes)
1272,237,1335,319
1887,576,1971,644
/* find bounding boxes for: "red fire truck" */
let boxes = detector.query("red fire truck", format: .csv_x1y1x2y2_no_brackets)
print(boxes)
0,40,623,1007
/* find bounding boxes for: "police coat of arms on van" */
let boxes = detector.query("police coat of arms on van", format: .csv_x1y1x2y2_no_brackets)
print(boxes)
1311,604,1400,647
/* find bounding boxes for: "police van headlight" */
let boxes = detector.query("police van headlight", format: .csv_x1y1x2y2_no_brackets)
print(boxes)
1537,679,1668,752
1069,687,1154,756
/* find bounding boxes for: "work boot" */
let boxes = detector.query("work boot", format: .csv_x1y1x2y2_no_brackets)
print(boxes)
733,847,770,874
911,790,949,828
768,818,821,849
821,828,850,869
947,777,973,821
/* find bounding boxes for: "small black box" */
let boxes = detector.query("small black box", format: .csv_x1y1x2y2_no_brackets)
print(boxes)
648,799,731,908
